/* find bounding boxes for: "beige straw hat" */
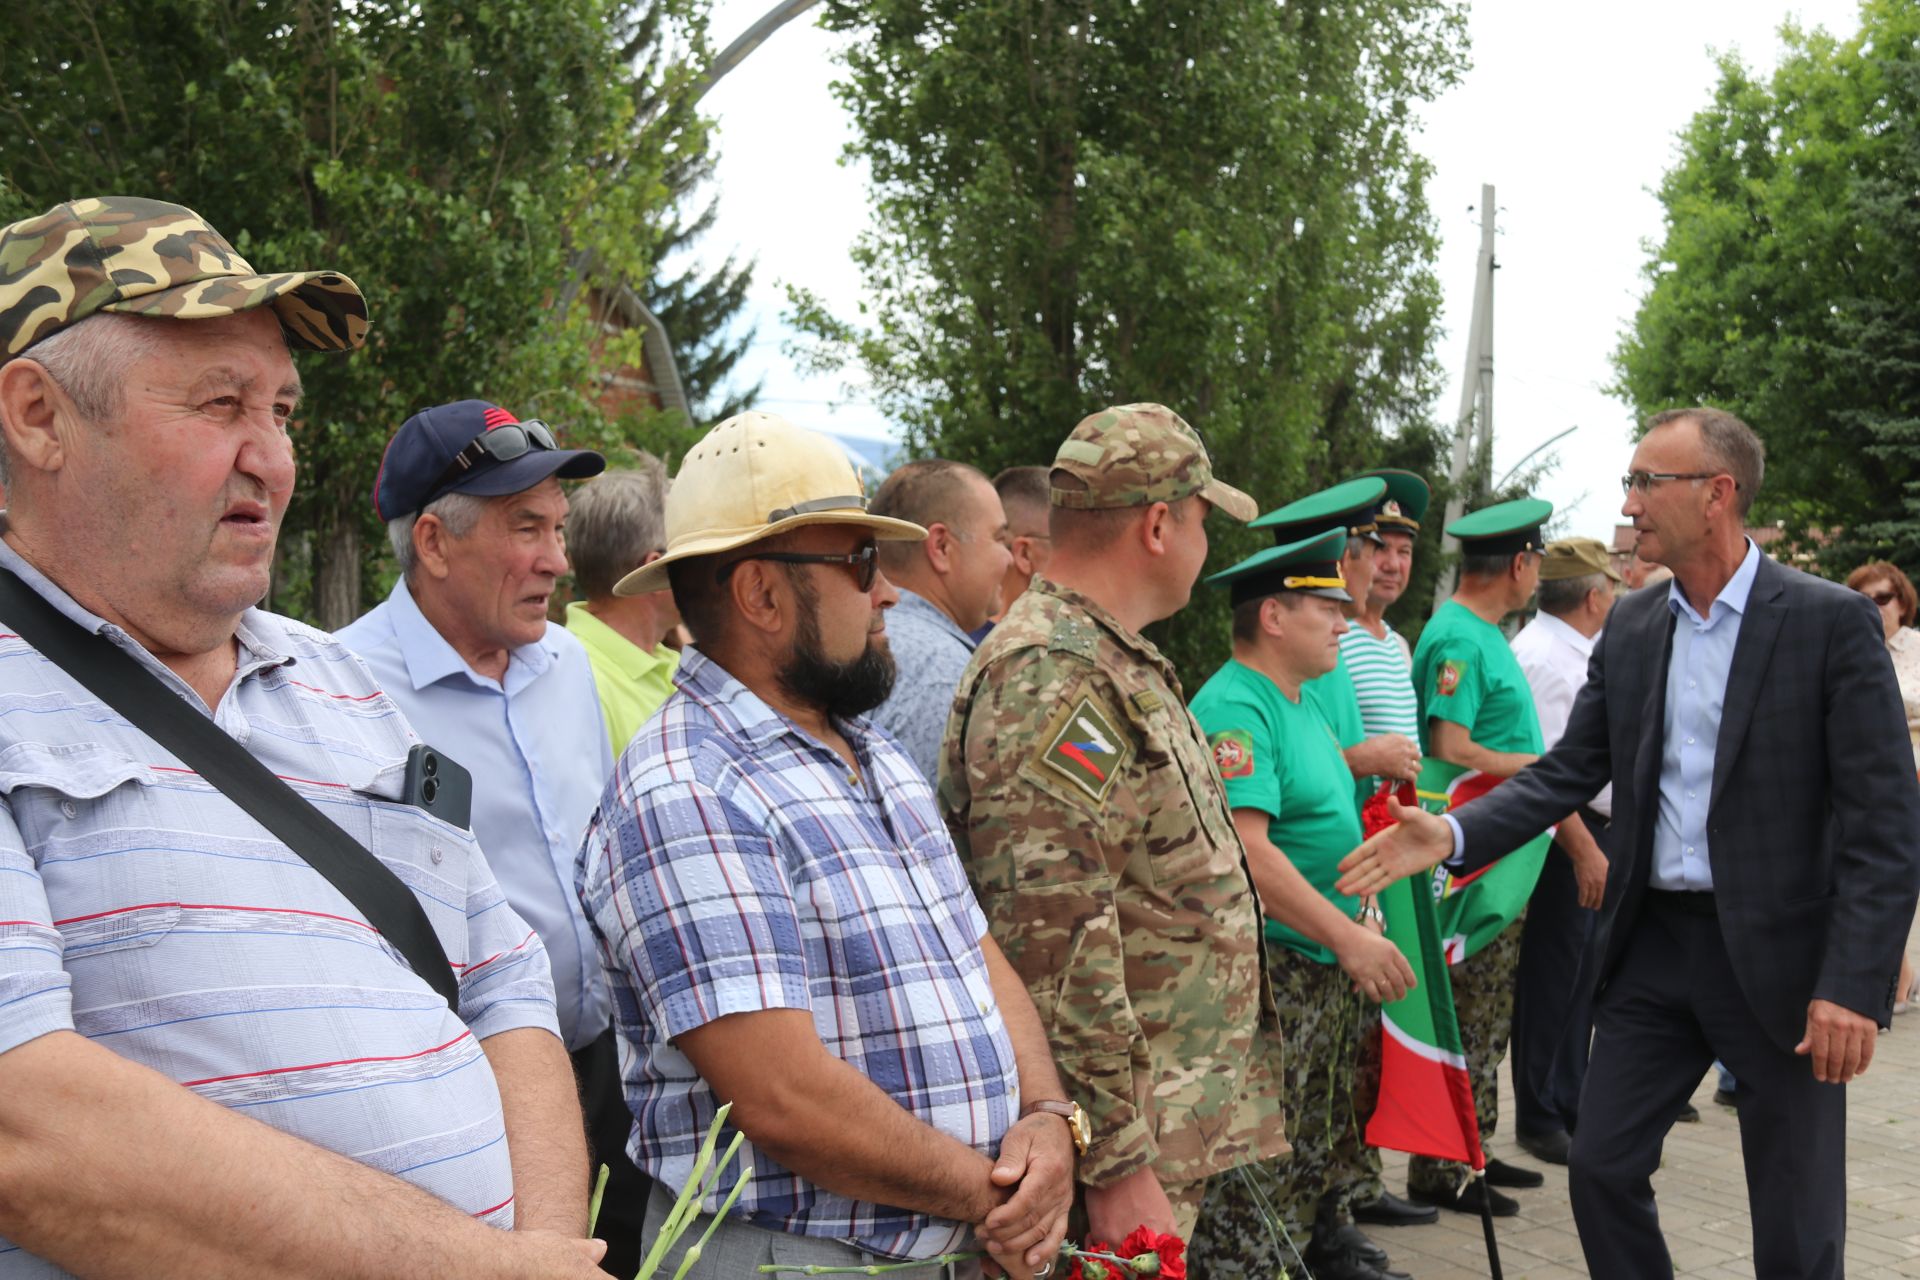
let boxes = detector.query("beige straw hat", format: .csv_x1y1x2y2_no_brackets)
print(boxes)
615,411,928,596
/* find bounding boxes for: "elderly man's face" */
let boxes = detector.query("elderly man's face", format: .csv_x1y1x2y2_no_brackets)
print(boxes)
80,310,299,627
434,476,571,654
1371,531,1413,606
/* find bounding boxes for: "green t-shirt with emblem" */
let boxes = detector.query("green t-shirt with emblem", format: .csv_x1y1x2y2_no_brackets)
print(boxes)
1303,646,1365,751
1192,658,1362,964
1410,599,1544,755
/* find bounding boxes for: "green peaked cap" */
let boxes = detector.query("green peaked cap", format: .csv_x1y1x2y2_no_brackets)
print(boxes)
1248,476,1388,547
1354,468,1431,534
1207,526,1352,605
1447,496,1554,556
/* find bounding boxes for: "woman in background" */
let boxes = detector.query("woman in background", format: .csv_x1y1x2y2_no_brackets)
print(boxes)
1847,560,1920,1013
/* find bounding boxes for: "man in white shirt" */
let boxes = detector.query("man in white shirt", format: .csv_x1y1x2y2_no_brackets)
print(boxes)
1507,537,1619,1165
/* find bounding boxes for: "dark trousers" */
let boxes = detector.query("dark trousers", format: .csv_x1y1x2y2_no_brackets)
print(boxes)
572,1029,652,1278
1510,814,1604,1138
1568,893,1847,1279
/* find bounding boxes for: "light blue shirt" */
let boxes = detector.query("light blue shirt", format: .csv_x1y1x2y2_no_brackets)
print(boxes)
1650,540,1761,891
1442,540,1763,881
340,579,614,1049
869,588,978,783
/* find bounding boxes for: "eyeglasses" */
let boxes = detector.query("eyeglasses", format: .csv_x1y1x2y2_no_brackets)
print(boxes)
430,421,557,497
1619,470,1730,496
1864,588,1899,608
717,541,881,592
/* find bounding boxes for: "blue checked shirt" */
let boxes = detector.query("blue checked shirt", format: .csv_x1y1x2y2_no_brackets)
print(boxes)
577,647,1020,1261
0,537,560,1276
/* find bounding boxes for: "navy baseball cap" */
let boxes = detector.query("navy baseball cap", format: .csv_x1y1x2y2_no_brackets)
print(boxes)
373,399,606,521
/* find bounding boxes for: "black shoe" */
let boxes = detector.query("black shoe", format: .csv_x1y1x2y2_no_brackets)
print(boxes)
1350,1190,1439,1226
1333,1222,1389,1268
1483,1157,1544,1189
1675,1101,1701,1123
1714,1087,1738,1109
1515,1129,1572,1165
1408,1179,1520,1218
1303,1236,1405,1280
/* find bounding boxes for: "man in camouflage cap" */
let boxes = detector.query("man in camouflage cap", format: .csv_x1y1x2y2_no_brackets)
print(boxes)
940,403,1288,1244
0,198,601,1278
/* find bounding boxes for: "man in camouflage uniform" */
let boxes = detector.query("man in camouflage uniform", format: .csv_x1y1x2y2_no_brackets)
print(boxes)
1187,528,1417,1280
940,403,1288,1246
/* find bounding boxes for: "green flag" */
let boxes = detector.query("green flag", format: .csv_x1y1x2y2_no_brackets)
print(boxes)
1414,756,1553,963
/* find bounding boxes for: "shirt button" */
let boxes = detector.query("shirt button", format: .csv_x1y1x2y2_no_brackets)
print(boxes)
60,800,77,819
1686,846,1695,855
1686,736,1695,745
1688,680,1697,689
1687,790,1695,799
430,846,445,865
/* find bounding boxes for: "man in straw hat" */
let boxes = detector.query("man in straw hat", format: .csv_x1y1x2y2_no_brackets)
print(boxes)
941,403,1288,1245
0,197,599,1275
576,412,1076,1279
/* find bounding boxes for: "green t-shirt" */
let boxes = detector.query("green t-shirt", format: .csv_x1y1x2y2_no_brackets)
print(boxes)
1410,599,1544,756
1192,658,1362,964
1303,646,1365,751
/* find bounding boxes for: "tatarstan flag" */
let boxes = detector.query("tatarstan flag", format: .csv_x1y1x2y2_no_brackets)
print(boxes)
1361,784,1484,1167
1416,756,1553,964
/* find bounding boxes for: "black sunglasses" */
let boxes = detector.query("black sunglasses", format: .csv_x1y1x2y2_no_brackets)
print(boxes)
718,541,881,592
429,420,558,497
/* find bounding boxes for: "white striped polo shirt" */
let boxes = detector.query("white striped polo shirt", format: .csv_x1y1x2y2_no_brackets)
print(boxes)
1341,622,1420,739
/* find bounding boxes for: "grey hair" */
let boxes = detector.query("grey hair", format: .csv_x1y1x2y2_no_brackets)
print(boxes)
566,456,670,599
1538,571,1608,615
1646,406,1766,518
387,490,490,580
0,313,164,484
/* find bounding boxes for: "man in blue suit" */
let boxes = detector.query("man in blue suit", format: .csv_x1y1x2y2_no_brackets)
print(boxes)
1338,407,1920,1279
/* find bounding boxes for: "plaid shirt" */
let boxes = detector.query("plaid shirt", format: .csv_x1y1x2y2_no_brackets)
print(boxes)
577,648,1019,1260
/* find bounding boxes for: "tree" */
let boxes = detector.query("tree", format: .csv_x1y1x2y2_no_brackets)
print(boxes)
1,0,705,626
1612,0,1920,573
792,0,1468,679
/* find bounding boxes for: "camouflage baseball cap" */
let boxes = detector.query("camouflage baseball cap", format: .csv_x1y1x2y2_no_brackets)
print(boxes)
0,196,368,358
1049,402,1257,521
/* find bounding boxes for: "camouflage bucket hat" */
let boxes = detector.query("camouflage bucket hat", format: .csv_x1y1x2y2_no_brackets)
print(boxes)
0,196,369,358
1049,402,1257,522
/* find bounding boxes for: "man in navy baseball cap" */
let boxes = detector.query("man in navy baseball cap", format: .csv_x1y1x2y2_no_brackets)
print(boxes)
372,399,606,521
343,402,650,1270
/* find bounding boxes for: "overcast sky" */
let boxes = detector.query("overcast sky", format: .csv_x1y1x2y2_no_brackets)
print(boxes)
684,0,1866,544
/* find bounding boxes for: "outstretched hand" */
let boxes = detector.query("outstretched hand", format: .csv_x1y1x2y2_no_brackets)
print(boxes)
1336,796,1454,897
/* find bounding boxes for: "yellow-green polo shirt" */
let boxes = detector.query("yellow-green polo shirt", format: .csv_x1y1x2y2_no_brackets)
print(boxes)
564,601,680,758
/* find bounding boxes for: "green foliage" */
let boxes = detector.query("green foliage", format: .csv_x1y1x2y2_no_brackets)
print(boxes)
1612,0,1920,576
0,0,710,626
791,0,1468,680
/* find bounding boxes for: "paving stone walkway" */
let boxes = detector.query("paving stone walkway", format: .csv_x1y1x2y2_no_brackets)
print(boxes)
1358,927,1920,1280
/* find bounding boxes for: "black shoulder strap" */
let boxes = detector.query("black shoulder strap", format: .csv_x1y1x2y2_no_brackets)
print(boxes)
0,570,461,1010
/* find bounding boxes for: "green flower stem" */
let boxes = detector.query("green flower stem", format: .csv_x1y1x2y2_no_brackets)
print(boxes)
753,1252,982,1274
634,1104,738,1280
588,1164,611,1237
669,1164,755,1280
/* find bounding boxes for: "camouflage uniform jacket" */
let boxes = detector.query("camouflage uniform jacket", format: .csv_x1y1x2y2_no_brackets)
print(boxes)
939,577,1288,1189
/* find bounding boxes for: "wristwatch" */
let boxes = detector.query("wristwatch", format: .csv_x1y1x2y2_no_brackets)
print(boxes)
1020,1098,1091,1156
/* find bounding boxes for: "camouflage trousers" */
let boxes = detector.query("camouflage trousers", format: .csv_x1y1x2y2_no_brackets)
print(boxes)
1407,915,1525,1196
1188,947,1381,1278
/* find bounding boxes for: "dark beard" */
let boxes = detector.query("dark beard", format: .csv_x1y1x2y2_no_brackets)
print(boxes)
776,573,897,718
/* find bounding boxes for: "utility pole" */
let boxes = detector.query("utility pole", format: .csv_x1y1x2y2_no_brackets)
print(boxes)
1433,183,1498,610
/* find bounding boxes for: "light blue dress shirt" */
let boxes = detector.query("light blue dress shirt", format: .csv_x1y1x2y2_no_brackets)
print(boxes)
1442,540,1763,884
869,588,979,783
340,579,614,1049
1649,540,1761,891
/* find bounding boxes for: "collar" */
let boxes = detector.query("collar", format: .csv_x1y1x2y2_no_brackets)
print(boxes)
891,587,978,651
0,522,294,675
564,601,674,678
385,576,555,691
674,645,879,756
1529,608,1597,656
1667,538,1761,627
1029,576,1179,682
